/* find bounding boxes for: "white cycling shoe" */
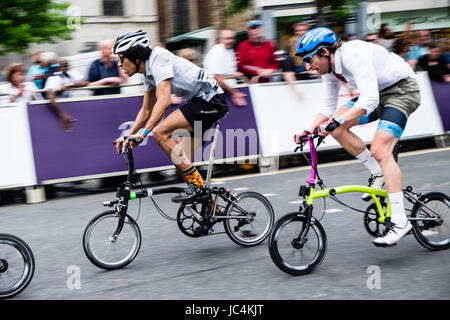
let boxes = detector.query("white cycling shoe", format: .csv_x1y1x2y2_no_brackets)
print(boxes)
373,221,412,247
362,174,385,201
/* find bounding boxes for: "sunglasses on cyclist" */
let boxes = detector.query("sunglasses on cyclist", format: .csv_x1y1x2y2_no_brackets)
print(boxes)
302,47,323,64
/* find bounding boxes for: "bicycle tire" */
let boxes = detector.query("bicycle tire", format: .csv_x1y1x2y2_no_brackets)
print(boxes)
268,212,327,276
83,210,142,270
410,192,450,251
0,233,35,299
223,192,274,246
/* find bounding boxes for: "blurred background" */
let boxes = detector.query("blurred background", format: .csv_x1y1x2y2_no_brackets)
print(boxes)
0,0,449,204
0,0,449,75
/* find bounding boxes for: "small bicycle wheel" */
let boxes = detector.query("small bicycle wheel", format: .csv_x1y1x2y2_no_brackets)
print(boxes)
83,210,142,270
223,192,274,246
410,192,450,251
0,234,35,299
268,212,327,276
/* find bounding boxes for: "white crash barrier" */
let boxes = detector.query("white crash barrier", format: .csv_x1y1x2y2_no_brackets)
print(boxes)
250,72,444,157
0,102,37,189
0,72,446,193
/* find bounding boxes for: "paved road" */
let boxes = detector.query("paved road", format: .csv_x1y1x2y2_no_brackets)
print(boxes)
1,148,449,300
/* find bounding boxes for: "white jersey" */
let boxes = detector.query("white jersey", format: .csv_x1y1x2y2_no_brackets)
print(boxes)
142,46,223,102
44,70,85,98
0,82,41,105
320,40,416,117
203,43,238,87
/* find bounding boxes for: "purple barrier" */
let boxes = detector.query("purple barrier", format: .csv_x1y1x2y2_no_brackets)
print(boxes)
27,87,259,184
429,80,450,131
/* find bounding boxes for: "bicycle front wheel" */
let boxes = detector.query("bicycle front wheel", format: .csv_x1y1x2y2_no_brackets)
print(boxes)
223,192,274,246
268,212,327,276
0,234,35,299
411,192,450,250
83,210,142,270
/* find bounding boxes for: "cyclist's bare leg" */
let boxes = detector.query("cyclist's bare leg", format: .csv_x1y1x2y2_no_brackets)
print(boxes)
369,130,402,193
151,109,197,173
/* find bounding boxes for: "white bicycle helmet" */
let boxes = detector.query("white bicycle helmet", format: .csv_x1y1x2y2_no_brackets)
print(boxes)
114,30,150,54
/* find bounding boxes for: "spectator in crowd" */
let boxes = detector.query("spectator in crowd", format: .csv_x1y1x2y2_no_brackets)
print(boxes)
0,62,41,105
441,37,450,68
392,37,415,69
364,33,381,45
417,43,450,82
236,20,279,83
378,23,395,51
177,48,200,65
203,28,246,106
44,58,88,98
88,39,128,95
407,29,431,64
289,22,314,77
339,32,357,42
293,22,310,40
42,58,81,132
26,51,55,89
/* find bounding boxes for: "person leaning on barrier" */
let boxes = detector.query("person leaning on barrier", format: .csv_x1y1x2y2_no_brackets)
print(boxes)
44,58,88,98
417,43,450,82
203,28,247,106
26,51,46,89
236,20,279,83
43,58,81,132
0,62,41,105
87,40,128,95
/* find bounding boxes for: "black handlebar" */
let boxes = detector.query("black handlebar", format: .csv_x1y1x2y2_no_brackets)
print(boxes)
295,127,324,152
113,136,143,154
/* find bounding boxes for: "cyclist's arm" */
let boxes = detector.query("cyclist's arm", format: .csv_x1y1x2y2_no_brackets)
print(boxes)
139,79,172,135
126,90,155,135
334,51,379,123
309,113,329,133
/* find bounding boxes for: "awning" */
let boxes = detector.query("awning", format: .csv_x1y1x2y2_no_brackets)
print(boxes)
165,35,206,51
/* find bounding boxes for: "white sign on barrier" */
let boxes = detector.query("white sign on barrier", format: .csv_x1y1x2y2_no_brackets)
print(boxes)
250,72,444,157
0,102,37,189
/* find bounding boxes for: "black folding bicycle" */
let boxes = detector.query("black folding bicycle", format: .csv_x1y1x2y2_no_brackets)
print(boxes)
82,122,274,270
0,233,35,298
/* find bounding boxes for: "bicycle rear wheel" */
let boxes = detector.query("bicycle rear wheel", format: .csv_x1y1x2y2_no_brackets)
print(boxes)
268,212,327,276
0,234,35,299
410,192,450,250
83,210,142,270
223,192,274,246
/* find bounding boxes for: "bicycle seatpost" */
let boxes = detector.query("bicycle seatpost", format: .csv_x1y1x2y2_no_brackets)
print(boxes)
205,121,221,188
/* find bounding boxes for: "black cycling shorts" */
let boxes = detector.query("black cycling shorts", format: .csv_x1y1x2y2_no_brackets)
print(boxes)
179,93,228,139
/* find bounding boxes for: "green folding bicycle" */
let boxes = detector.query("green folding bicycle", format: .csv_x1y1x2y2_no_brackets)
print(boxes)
268,130,450,276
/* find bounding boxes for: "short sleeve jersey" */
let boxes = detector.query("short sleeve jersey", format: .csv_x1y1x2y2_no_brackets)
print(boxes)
142,46,223,102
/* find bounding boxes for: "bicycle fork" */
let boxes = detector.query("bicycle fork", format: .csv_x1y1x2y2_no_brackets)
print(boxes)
293,205,314,249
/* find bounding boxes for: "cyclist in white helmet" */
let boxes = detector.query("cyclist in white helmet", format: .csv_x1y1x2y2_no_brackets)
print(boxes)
113,30,227,203
294,27,420,247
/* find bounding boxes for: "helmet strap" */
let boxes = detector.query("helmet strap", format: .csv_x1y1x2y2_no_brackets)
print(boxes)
327,54,332,73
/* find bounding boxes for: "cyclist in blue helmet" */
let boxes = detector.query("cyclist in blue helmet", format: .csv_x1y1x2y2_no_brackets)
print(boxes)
294,27,421,247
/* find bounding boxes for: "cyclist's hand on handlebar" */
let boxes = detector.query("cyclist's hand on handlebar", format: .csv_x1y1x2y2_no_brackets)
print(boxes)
114,136,128,154
318,117,344,136
294,130,310,145
114,133,145,154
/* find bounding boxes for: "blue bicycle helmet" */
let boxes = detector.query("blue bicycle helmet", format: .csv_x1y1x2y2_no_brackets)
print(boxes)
296,27,337,56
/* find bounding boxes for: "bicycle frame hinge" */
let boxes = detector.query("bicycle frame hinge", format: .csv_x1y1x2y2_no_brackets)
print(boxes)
298,185,310,197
